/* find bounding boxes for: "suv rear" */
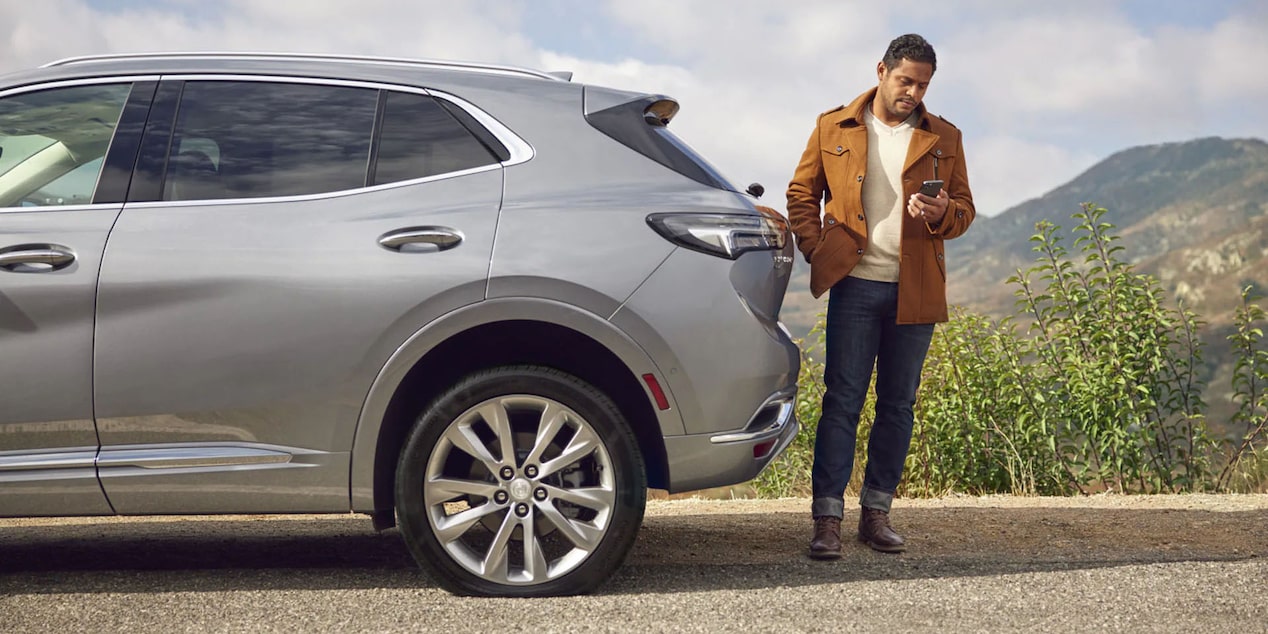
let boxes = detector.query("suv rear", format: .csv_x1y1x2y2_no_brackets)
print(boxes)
0,53,799,596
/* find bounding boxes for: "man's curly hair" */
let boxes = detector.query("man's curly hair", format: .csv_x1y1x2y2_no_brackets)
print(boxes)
882,34,937,74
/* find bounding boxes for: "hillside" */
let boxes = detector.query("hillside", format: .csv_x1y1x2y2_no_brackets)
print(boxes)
946,136,1268,321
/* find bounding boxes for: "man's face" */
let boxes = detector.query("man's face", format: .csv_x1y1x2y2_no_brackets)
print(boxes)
875,58,934,123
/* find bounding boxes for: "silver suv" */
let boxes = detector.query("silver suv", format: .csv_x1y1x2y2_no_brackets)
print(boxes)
0,53,799,596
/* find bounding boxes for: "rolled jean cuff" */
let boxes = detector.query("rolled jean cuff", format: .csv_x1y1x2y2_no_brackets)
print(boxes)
860,486,894,513
811,496,845,519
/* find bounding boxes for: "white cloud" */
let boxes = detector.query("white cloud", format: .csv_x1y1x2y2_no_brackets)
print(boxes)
967,136,1101,216
1199,16,1268,103
0,0,540,72
2,0,1265,217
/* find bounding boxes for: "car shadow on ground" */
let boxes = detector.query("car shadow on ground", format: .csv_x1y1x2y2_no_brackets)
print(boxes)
608,505,1268,594
0,505,1264,595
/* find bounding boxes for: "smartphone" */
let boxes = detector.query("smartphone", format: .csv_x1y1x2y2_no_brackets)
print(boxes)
918,179,944,198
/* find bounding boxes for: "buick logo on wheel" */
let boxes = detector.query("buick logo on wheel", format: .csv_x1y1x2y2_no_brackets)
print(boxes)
509,478,532,501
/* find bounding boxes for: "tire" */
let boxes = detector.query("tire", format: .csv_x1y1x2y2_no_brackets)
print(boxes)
395,365,646,597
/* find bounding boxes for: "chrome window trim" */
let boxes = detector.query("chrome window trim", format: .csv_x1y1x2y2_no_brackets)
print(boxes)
159,72,400,90
130,74,532,204
425,89,535,166
0,75,162,99
0,74,531,208
0,202,122,215
125,163,502,209
0,77,153,212
43,52,565,82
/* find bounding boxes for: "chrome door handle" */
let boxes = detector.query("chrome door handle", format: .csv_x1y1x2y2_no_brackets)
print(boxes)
0,244,76,272
378,227,464,253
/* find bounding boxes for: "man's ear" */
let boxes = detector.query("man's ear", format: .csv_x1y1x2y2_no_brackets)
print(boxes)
876,61,887,82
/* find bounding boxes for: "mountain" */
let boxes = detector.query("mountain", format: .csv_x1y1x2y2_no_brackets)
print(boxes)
945,136,1268,321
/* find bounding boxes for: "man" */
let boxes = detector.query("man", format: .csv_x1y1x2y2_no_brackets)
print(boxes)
786,34,974,559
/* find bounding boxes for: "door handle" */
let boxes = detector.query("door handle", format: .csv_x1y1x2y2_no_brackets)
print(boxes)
0,244,76,273
378,227,464,253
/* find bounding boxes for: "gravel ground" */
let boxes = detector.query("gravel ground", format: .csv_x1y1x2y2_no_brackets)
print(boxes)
2,494,1266,632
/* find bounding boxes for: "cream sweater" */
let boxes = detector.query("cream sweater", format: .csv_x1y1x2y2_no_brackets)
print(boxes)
850,107,916,283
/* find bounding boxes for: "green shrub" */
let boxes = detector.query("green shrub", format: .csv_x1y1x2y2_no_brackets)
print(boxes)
753,204,1263,498
1218,286,1268,490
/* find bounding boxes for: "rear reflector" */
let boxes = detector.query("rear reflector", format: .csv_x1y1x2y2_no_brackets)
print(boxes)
753,439,777,459
642,373,670,411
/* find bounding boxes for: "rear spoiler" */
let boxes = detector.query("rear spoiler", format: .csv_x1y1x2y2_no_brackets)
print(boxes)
583,86,733,192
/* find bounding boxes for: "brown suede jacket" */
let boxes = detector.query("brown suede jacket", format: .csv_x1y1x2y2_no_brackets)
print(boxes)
785,87,975,324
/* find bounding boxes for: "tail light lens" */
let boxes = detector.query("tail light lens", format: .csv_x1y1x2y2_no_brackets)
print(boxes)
646,212,788,260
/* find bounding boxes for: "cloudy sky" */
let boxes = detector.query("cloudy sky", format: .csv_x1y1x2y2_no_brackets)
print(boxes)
4,0,1266,216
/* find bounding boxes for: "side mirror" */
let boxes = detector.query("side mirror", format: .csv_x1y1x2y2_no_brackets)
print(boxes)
746,182,764,198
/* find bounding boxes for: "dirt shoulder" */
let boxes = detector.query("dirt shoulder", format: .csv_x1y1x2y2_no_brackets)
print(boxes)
3,494,1265,632
634,493,1268,571
6,493,1265,573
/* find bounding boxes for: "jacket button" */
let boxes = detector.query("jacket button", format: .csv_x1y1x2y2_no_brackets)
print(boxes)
856,175,863,182
827,218,835,225
857,214,864,221
836,145,843,152
957,211,964,218
856,249,864,255
935,149,943,156
937,253,944,260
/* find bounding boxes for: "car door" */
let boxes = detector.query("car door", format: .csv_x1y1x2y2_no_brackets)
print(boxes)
0,79,154,516
92,77,509,514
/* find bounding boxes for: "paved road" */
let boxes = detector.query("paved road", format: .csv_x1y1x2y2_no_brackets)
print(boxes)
2,496,1266,632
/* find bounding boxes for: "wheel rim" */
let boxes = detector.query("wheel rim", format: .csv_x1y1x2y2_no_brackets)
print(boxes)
423,394,616,586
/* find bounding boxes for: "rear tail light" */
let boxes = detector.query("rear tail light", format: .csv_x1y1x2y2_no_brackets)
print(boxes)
646,212,788,260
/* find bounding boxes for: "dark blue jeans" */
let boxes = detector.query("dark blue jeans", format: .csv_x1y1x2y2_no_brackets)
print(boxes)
811,276,934,519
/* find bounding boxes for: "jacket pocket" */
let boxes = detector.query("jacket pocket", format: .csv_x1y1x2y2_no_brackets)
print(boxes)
821,144,851,174
821,143,849,157
928,144,957,181
809,223,863,296
932,242,946,282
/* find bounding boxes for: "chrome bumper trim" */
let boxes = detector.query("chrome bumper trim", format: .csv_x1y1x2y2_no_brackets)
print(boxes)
709,397,795,444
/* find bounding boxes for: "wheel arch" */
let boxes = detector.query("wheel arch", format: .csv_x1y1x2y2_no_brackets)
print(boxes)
350,298,676,524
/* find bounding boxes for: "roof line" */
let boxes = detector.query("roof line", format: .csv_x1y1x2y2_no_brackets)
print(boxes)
41,52,568,82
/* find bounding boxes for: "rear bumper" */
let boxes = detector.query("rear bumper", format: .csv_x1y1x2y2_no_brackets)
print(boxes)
661,390,799,493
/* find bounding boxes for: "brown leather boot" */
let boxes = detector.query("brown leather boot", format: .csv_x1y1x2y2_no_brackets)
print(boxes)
808,516,842,560
858,508,906,553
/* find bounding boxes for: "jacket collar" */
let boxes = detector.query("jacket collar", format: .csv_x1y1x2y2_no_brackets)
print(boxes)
826,87,932,130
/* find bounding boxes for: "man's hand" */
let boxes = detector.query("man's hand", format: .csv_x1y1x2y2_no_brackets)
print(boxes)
907,188,949,225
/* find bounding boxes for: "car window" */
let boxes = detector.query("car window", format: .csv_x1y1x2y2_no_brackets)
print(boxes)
164,81,378,201
23,157,107,206
372,91,499,186
0,83,132,207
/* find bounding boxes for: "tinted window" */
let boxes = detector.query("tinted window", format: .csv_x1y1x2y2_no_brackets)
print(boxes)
372,92,497,186
0,83,131,207
165,81,378,201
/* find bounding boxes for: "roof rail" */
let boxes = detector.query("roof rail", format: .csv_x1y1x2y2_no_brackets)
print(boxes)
41,52,569,82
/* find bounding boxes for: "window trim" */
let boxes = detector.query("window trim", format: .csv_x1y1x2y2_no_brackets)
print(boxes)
122,74,533,206
425,89,532,165
0,75,162,100
0,76,160,213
